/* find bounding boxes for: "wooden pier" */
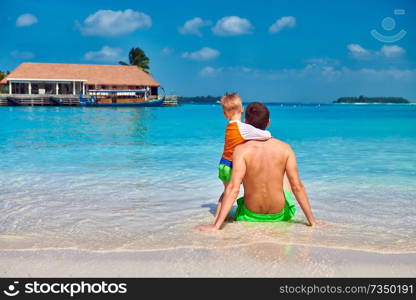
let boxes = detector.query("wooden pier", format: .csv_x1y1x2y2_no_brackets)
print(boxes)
162,95,178,106
0,94,178,106
0,94,79,106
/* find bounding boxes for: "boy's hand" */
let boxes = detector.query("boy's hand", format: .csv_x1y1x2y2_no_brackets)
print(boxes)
194,224,219,231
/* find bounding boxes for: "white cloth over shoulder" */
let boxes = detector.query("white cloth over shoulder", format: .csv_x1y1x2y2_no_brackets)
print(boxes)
234,120,271,141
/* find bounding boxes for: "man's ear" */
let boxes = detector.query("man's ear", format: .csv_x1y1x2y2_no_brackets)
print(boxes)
266,119,271,129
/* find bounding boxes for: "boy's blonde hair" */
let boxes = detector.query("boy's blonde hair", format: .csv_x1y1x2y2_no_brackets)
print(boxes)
220,93,242,114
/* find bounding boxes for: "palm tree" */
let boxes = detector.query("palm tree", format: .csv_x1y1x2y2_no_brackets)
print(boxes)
0,70,9,81
0,71,9,94
119,48,150,74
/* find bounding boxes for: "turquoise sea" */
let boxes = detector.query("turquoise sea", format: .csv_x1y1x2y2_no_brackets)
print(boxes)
0,104,415,253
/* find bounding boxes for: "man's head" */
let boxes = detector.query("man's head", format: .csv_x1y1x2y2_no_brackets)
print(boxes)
245,102,270,130
220,92,243,119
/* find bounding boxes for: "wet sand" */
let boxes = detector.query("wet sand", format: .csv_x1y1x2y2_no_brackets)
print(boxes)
1,243,415,277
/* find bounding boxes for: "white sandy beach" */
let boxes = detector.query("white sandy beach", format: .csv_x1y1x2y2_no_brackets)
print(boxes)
1,243,415,277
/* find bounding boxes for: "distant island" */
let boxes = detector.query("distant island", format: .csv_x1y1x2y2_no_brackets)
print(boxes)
178,96,220,104
179,95,411,104
334,96,410,104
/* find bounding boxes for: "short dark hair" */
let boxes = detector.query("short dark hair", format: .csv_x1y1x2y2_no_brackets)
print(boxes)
245,102,270,130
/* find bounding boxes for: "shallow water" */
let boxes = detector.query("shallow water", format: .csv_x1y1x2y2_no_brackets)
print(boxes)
0,104,415,253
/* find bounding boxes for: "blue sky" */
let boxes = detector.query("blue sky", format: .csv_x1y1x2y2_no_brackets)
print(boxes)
1,0,415,102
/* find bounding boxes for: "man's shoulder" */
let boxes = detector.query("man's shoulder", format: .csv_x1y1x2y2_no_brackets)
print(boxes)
234,141,252,152
236,137,289,148
269,137,291,148
233,141,258,158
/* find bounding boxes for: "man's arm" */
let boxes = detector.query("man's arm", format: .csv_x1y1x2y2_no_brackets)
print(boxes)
196,147,247,231
285,146,316,226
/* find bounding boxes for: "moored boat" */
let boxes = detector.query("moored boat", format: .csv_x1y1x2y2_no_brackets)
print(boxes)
80,89,165,107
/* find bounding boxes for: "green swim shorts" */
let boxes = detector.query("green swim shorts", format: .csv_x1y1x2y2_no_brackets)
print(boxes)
218,164,232,183
234,190,296,222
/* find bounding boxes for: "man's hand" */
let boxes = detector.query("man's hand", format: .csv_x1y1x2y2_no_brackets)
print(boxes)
308,220,326,227
194,224,219,231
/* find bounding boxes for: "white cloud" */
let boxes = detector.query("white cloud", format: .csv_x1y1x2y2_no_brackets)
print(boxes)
11,50,35,60
305,57,340,66
348,44,405,60
268,16,296,34
277,65,414,82
178,17,211,37
83,46,123,62
76,9,151,37
241,67,252,73
182,47,220,61
351,68,415,80
16,13,38,27
199,66,221,77
198,66,257,77
161,47,174,56
380,45,405,58
187,59,416,102
259,63,342,81
212,16,253,36
347,44,370,59
206,61,416,84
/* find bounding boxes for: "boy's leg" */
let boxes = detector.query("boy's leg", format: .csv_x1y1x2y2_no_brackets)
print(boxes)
214,181,228,221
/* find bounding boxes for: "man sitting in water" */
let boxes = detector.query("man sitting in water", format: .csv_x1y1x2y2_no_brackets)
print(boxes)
196,102,317,230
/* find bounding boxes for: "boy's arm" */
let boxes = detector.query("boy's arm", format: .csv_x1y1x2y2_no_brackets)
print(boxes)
285,146,316,226
196,147,247,231
238,122,271,141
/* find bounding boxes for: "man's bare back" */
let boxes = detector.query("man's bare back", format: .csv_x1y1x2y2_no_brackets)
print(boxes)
238,138,289,214
196,136,316,231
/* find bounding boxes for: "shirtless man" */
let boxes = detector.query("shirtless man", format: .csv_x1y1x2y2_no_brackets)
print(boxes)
196,102,316,231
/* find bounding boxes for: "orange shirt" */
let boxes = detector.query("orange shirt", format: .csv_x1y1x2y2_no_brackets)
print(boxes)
221,120,271,162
